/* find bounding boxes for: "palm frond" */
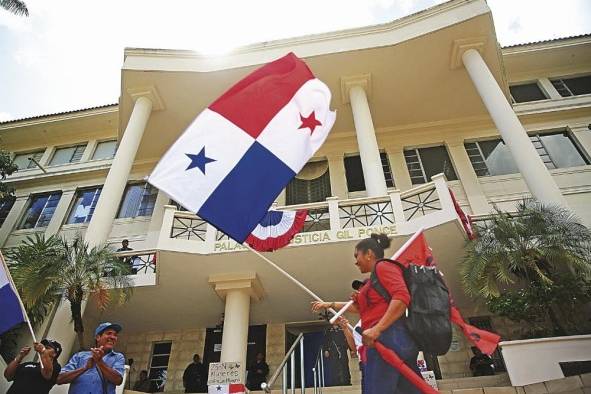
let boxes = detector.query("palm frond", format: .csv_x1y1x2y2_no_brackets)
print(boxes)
0,0,28,16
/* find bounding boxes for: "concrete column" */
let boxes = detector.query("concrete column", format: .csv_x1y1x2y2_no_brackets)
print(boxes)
85,96,153,248
0,195,29,247
221,289,250,365
145,189,170,246
46,91,159,363
445,140,490,214
570,125,591,158
388,148,412,192
45,189,76,236
538,78,562,100
209,273,264,382
348,84,388,197
462,49,568,208
275,189,286,206
80,140,98,162
326,153,347,199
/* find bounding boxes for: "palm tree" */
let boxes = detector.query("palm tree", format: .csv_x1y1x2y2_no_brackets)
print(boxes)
8,233,133,349
0,0,28,16
460,199,591,335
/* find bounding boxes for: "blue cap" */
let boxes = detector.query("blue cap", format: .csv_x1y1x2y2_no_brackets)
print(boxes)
95,322,122,337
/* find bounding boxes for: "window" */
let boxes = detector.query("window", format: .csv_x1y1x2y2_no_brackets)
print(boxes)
148,342,171,392
530,132,589,169
66,187,102,224
465,132,588,177
509,82,547,103
117,183,158,218
49,144,87,166
464,140,519,177
92,140,117,160
551,75,591,97
0,197,16,227
286,160,331,205
404,146,457,185
12,150,44,170
19,192,62,229
344,153,394,192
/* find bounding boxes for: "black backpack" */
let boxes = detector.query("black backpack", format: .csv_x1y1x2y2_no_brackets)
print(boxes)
370,259,452,355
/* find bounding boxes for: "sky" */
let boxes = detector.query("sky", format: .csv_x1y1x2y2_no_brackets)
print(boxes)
0,0,590,122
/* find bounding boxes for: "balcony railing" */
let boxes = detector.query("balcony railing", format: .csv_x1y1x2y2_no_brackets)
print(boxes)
114,250,158,286
158,173,460,254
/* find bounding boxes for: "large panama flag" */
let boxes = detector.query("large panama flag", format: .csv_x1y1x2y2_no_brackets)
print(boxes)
147,53,335,243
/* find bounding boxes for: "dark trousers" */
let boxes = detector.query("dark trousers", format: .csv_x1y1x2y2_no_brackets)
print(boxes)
363,320,421,394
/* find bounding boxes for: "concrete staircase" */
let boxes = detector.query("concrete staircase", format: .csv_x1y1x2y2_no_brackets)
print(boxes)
123,372,591,393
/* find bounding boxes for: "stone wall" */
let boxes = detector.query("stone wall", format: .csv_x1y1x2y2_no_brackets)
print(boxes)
117,328,206,392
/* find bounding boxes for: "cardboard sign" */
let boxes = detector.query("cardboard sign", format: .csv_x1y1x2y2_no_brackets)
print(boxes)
421,371,438,390
207,362,242,385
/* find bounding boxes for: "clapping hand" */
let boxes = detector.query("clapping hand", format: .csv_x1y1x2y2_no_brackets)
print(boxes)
90,346,105,362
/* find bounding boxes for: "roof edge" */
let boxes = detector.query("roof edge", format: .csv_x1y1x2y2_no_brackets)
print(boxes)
0,104,118,128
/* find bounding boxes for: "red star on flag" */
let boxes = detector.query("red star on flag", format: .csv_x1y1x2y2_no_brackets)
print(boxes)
298,111,322,134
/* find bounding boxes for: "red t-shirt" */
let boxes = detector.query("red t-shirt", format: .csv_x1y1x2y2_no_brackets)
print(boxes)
356,260,410,330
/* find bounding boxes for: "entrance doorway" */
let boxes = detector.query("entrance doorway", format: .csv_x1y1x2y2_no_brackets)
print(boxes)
285,322,351,388
203,324,267,378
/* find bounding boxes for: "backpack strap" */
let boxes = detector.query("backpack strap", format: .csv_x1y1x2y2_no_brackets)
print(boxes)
369,259,405,304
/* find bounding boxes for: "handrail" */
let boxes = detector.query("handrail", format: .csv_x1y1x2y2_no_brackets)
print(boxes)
262,333,304,392
114,249,157,258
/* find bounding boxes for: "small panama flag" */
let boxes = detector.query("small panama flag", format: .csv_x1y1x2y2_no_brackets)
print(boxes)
147,52,336,243
208,383,246,394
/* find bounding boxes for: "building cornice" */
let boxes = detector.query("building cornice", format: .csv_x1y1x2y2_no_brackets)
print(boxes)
501,35,591,56
0,105,118,130
123,0,490,73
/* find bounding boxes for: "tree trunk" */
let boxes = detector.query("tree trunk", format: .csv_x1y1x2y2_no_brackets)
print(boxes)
69,289,86,350
547,305,567,336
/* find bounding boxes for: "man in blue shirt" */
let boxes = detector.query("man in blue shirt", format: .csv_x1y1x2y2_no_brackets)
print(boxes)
57,322,126,394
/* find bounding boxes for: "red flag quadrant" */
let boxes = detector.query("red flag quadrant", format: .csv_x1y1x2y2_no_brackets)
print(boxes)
208,383,246,394
147,53,336,243
449,188,476,240
246,209,307,252
450,307,500,355
390,230,500,355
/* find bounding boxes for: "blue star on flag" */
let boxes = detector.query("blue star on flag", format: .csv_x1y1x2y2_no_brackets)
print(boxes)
186,147,216,174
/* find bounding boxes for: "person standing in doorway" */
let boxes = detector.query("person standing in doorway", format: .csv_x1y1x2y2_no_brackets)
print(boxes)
183,354,207,393
246,352,269,391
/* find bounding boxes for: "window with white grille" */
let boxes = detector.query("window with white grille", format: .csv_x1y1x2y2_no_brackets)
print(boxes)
551,75,591,97
92,140,117,160
12,150,45,170
117,183,158,218
66,187,102,224
344,152,394,192
286,160,331,205
49,144,87,166
18,192,62,229
404,146,457,185
509,82,547,103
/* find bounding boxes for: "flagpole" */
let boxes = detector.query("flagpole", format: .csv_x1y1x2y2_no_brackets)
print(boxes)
244,227,437,393
0,251,38,344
